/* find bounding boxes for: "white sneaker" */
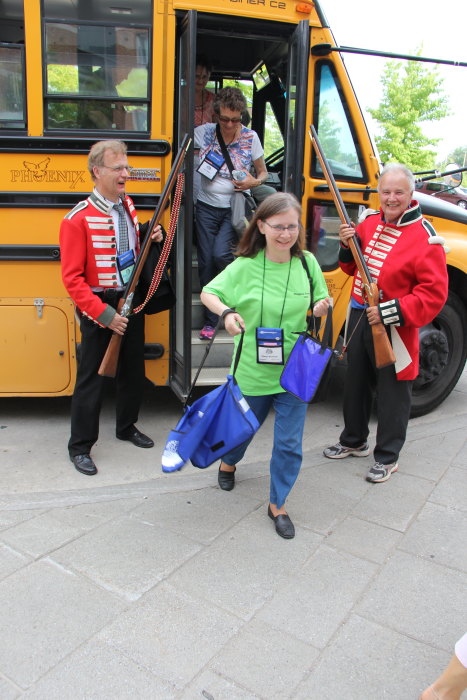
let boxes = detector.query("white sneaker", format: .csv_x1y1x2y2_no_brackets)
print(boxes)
366,462,398,483
323,441,370,459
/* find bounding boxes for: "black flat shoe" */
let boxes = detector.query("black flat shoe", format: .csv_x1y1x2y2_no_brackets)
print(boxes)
70,453,97,475
117,427,154,448
268,505,295,539
218,466,236,491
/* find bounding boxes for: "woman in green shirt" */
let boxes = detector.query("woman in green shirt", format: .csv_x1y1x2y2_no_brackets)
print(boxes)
201,192,330,539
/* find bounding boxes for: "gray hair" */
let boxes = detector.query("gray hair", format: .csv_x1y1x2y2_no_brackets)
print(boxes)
88,140,127,181
378,163,415,194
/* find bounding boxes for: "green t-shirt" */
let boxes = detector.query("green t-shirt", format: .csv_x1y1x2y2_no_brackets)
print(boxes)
202,250,328,395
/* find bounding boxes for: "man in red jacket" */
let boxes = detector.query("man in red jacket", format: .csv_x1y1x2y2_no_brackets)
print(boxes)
324,163,448,483
60,140,162,475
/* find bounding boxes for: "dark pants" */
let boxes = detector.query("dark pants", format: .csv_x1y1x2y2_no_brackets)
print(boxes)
68,309,145,457
195,200,237,326
340,308,413,465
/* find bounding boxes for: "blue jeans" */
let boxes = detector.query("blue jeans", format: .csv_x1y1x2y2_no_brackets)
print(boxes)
222,392,308,509
196,200,237,326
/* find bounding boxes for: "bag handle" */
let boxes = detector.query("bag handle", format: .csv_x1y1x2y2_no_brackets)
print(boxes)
299,253,333,353
185,315,244,408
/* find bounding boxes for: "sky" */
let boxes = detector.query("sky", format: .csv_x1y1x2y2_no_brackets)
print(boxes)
321,0,466,164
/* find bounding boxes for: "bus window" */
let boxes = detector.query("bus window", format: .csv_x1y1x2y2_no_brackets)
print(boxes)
307,201,362,271
44,20,150,132
263,101,284,160
313,62,365,181
0,44,25,129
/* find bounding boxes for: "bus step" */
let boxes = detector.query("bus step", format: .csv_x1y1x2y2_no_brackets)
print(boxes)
191,330,234,368
191,366,231,385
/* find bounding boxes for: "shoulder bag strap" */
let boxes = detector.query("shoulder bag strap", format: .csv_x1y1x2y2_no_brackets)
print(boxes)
216,124,235,177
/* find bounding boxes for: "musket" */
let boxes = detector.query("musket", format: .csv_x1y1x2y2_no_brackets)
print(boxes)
98,134,192,377
309,125,395,369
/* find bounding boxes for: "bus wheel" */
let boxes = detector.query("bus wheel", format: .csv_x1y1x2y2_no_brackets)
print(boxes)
411,291,467,417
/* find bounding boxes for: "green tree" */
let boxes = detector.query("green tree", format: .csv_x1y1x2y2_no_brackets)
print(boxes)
368,53,450,171
444,146,467,168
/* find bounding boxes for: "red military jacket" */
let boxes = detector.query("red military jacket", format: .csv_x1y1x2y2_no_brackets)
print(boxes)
60,189,141,326
339,201,448,380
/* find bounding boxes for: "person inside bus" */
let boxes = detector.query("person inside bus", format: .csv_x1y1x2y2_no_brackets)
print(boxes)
60,140,162,476
194,54,215,127
195,86,269,340
323,163,448,483
193,55,216,205
200,192,331,538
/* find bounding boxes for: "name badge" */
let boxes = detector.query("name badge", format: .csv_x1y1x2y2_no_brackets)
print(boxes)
197,150,224,180
117,249,135,284
256,327,284,365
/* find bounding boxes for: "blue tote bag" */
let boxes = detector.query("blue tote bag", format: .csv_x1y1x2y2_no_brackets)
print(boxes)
280,306,334,403
162,330,260,472
280,255,335,403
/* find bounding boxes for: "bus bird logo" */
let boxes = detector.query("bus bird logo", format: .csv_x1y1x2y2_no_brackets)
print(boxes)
23,157,51,181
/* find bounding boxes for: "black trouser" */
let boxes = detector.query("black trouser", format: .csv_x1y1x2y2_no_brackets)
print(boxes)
68,303,145,457
340,308,413,465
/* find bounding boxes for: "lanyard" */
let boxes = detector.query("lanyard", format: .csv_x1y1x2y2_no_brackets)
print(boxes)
259,252,292,328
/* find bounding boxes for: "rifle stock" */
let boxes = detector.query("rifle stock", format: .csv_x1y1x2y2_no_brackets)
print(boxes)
98,134,192,378
309,125,395,369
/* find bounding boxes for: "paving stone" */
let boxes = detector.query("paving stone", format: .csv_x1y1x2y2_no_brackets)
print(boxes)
404,424,467,480
0,675,20,700
98,581,240,690
0,512,82,559
288,462,370,534
0,509,46,531
325,515,402,564
168,511,322,621
20,638,176,699
129,488,261,544
357,550,467,651
181,669,260,700
50,514,202,601
429,467,467,512
46,499,143,531
209,617,319,698
0,559,126,689
351,472,433,531
400,448,450,482
0,542,31,581
399,501,467,572
292,614,451,700
257,545,377,649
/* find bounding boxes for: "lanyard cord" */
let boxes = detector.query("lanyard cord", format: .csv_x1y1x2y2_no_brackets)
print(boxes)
259,252,292,327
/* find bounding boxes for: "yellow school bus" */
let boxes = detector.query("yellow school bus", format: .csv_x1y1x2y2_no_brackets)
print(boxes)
0,0,466,416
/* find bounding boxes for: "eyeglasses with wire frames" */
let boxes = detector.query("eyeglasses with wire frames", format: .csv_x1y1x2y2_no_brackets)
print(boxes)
263,221,300,233
101,164,133,173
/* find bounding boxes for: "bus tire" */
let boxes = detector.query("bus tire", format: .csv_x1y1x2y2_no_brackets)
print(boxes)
410,291,467,418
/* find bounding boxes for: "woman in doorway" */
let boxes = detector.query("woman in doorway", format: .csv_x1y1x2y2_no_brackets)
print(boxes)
195,86,268,340
200,193,331,538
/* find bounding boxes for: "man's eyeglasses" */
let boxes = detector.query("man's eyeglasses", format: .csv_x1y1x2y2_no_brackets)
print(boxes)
218,115,242,124
102,164,133,173
263,221,299,233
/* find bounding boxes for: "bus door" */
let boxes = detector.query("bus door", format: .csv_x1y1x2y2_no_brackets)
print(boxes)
283,20,310,199
170,12,312,399
171,10,196,400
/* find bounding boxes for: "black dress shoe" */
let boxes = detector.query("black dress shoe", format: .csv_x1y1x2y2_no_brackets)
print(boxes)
116,427,154,448
70,453,97,476
218,466,236,491
268,504,295,539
